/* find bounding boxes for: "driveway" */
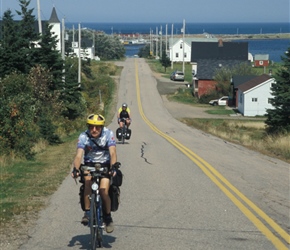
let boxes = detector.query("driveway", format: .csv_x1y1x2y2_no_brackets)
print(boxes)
153,72,250,120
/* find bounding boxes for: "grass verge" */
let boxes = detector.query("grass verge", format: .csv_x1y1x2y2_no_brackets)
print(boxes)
180,117,290,163
0,62,120,242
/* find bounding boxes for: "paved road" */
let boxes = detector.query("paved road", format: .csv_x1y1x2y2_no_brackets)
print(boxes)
20,58,289,250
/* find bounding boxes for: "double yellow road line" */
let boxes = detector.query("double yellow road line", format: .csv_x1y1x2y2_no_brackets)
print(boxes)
134,60,289,249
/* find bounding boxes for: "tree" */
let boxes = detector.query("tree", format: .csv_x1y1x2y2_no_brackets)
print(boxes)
138,44,150,58
95,33,125,60
265,48,290,134
0,10,19,77
15,0,40,74
0,72,37,159
160,51,171,72
214,62,257,96
37,22,64,91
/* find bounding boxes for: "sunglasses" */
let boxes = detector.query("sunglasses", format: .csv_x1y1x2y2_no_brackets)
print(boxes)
89,125,102,130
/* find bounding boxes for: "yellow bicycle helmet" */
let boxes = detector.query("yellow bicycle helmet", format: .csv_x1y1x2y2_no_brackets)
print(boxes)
87,114,105,126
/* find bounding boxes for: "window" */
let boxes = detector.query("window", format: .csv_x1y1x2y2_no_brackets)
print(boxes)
180,43,183,49
184,53,187,58
252,98,258,102
176,53,179,58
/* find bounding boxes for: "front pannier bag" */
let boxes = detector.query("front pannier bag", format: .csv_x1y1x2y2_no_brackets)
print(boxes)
109,185,120,212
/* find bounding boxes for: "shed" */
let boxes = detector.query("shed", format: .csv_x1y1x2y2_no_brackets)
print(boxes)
254,54,270,67
237,74,275,116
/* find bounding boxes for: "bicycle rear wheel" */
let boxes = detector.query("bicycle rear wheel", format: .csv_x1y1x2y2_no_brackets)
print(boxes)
90,194,98,249
122,126,125,144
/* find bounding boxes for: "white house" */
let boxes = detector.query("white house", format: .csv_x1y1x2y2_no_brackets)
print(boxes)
71,42,97,60
168,37,218,62
237,74,275,116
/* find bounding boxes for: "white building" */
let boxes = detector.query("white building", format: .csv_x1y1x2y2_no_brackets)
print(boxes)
71,42,96,60
168,37,218,62
237,74,275,116
48,7,61,52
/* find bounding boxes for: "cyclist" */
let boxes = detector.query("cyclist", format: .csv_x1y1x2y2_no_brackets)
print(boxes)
117,103,131,129
71,114,117,233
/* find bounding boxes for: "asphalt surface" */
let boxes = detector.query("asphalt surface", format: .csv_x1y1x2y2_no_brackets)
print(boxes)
19,58,289,250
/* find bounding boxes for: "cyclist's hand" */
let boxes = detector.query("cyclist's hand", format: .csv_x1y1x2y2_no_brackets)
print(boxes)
71,167,80,178
110,162,121,176
112,162,121,169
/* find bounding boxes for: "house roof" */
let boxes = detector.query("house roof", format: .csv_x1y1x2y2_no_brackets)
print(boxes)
232,75,258,88
0,8,59,35
191,40,248,61
168,37,218,47
49,7,60,23
196,59,251,80
238,74,272,93
254,54,269,60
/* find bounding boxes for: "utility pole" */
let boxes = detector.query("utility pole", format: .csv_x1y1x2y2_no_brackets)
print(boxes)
37,0,42,34
156,27,158,58
182,19,185,73
62,18,65,82
160,25,162,58
61,18,65,60
171,23,173,69
78,23,81,86
149,28,152,57
165,24,168,54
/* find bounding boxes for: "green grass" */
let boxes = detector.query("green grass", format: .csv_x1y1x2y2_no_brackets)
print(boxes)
168,88,198,104
253,61,282,75
205,108,236,115
147,59,193,82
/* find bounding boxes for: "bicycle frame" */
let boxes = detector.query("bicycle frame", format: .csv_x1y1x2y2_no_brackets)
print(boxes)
81,165,107,249
120,118,127,144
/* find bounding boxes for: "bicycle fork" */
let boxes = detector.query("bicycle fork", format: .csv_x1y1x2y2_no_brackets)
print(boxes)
96,194,105,229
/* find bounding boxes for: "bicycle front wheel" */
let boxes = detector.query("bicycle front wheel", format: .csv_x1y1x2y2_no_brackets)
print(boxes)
96,198,103,248
90,193,98,249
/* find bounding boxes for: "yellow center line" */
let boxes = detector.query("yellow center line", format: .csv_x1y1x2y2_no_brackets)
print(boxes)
134,59,289,249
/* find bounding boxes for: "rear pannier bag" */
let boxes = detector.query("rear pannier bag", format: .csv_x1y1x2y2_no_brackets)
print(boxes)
126,128,131,139
116,128,122,139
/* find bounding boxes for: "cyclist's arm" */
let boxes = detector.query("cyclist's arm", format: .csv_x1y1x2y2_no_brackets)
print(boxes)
127,108,131,119
73,148,84,171
109,145,117,168
71,148,84,177
117,107,121,119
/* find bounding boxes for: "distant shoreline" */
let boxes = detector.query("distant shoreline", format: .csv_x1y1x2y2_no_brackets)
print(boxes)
126,33,290,41
182,33,290,40
215,33,290,41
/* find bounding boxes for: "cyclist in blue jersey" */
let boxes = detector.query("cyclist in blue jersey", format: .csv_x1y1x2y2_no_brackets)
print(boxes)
72,114,117,233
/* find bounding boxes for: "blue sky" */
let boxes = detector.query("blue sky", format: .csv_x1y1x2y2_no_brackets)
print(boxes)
2,0,290,23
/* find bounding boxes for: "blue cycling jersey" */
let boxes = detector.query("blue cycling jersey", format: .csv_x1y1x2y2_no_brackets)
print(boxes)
77,127,116,165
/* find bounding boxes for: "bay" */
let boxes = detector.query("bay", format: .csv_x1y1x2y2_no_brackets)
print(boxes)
67,22,290,62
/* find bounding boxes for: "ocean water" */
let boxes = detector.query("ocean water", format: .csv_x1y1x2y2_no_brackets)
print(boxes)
67,22,290,35
66,22,290,61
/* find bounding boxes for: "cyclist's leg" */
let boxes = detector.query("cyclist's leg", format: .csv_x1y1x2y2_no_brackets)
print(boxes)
81,174,92,225
100,177,114,233
126,119,131,128
84,176,92,210
99,177,110,214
